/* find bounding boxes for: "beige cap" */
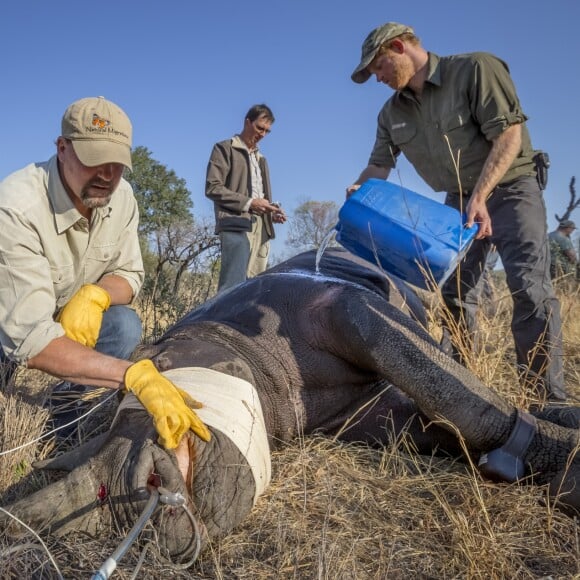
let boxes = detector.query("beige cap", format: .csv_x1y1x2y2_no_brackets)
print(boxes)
351,22,414,84
61,96,133,169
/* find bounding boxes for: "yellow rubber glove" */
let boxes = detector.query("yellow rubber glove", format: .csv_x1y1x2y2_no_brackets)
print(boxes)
124,359,211,449
57,284,111,348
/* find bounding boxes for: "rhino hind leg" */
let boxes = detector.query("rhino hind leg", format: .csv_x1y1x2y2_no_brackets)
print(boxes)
329,384,464,457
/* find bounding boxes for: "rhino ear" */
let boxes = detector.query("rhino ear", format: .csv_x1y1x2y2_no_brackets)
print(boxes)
33,432,108,472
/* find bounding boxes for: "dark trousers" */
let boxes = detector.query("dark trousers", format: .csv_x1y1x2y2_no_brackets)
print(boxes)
0,305,142,389
441,176,565,401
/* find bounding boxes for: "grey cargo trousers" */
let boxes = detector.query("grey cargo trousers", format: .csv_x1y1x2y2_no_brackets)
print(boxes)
441,176,566,401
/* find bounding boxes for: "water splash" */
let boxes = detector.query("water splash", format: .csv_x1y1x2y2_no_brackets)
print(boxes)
315,226,338,274
263,270,374,295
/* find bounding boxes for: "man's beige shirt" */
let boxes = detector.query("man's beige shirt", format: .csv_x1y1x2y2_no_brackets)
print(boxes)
0,156,144,363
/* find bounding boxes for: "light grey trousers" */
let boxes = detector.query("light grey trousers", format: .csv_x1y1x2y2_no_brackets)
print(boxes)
218,216,270,292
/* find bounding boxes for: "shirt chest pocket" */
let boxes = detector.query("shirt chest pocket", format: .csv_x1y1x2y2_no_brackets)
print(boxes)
87,244,116,262
51,263,75,308
439,111,476,150
86,243,119,278
51,264,75,289
390,123,417,148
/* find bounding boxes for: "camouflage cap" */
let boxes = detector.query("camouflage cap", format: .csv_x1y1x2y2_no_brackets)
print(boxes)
559,219,576,229
351,22,414,84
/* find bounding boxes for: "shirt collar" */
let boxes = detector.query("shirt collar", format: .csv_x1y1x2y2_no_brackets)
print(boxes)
425,52,442,87
232,134,261,157
47,155,112,234
399,52,442,100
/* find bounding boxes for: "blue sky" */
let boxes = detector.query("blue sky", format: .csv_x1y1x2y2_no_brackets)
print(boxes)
2,1,579,259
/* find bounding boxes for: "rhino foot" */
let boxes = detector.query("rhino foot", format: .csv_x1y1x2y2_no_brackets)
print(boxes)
477,410,537,483
532,405,580,430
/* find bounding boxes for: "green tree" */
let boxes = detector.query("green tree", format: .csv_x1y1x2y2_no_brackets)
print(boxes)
126,146,220,336
128,146,193,237
286,200,340,252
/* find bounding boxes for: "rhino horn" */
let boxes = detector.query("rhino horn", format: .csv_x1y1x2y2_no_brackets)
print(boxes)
1,462,104,537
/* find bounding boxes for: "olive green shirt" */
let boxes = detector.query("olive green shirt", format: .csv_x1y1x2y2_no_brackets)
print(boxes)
368,52,536,193
0,156,144,363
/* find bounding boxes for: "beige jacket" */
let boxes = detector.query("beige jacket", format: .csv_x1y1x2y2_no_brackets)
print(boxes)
205,135,275,238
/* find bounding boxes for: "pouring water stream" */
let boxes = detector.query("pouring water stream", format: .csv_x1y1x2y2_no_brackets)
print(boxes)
315,226,338,274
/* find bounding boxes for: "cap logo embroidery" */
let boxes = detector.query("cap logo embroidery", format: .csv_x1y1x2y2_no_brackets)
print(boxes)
92,114,111,129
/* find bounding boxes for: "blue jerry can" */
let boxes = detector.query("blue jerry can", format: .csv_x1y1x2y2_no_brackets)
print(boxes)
335,179,479,290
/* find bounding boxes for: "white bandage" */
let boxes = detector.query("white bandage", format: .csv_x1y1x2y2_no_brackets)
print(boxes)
118,367,271,505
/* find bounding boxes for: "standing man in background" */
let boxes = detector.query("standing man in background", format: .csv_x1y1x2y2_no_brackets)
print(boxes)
549,219,577,280
0,96,209,448
206,104,287,292
347,22,565,403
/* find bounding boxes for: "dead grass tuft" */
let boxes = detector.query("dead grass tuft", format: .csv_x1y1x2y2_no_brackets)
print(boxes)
0,393,53,502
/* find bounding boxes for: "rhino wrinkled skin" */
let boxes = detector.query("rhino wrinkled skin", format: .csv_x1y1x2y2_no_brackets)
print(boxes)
2,249,579,560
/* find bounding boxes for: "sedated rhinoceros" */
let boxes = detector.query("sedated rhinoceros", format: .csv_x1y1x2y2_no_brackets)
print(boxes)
2,248,580,562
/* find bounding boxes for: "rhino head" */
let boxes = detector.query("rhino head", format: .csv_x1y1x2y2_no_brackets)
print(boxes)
2,407,203,561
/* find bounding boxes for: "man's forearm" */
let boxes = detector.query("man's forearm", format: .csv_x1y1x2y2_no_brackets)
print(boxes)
471,124,522,202
27,336,131,389
356,164,391,185
347,165,391,196
97,275,134,306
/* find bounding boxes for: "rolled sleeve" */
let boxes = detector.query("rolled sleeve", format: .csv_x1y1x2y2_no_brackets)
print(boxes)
471,53,529,141
480,111,528,141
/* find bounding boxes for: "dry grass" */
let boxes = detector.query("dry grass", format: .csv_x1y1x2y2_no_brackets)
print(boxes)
1,285,579,579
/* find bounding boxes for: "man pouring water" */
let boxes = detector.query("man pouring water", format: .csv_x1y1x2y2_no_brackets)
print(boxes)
347,22,565,403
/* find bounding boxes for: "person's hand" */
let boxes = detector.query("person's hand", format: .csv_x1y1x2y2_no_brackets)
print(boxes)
465,195,492,239
124,359,211,449
250,198,275,215
346,184,361,199
272,206,287,224
57,284,111,347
